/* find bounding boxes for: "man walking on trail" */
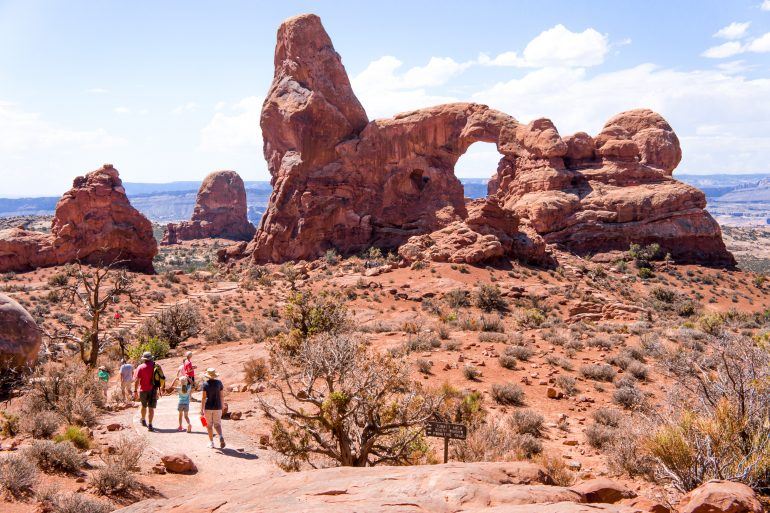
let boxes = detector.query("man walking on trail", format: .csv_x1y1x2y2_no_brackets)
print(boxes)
119,358,134,403
134,352,162,432
201,368,225,449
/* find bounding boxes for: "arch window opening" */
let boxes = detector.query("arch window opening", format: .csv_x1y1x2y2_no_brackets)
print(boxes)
454,142,501,200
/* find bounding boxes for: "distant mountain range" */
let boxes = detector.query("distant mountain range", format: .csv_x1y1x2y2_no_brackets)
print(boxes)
1,175,768,225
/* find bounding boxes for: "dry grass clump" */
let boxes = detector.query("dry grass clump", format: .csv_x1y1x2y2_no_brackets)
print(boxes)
490,383,524,406
243,356,269,384
452,417,543,462
91,434,146,495
38,489,112,513
0,452,37,498
23,440,85,474
463,364,482,381
508,409,544,437
21,410,60,439
580,364,616,382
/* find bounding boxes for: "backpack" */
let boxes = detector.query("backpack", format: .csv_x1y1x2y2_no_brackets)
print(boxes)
152,363,165,390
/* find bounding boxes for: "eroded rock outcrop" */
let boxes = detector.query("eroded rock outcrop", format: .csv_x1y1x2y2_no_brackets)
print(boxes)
162,170,255,245
0,165,157,273
0,293,41,370
250,14,733,267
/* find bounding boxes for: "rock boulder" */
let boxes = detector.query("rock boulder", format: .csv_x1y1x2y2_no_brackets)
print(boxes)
0,293,42,370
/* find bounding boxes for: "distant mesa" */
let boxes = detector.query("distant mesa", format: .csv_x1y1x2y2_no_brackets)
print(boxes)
162,170,256,245
244,13,734,267
0,164,157,273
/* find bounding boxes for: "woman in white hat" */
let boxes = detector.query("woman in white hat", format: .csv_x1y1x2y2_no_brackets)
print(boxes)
200,368,225,449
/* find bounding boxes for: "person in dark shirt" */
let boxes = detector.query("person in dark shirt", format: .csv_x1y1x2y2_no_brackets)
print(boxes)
200,367,225,449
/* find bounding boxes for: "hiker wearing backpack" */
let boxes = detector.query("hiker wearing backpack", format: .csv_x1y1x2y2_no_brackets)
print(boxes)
133,351,165,432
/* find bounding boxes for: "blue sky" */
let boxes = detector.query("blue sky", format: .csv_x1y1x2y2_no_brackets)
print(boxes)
2,0,770,196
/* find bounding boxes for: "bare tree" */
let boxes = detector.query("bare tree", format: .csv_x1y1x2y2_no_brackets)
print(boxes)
261,333,439,469
47,260,139,367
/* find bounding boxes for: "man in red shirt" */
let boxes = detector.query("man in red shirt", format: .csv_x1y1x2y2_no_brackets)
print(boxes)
133,351,162,432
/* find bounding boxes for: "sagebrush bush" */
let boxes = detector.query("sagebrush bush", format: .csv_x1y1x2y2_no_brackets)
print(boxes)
535,452,575,486
0,452,37,497
593,407,622,427
499,353,517,370
503,345,534,362
491,383,524,405
444,288,470,309
24,440,85,474
508,409,544,437
478,332,508,344
41,491,112,513
91,465,137,495
627,361,649,381
416,358,432,375
474,284,507,313
612,385,644,410
586,423,616,449
26,361,103,427
463,364,481,381
452,417,541,462
205,317,237,343
243,357,269,384
22,410,60,439
555,375,577,396
580,364,617,382
480,315,505,333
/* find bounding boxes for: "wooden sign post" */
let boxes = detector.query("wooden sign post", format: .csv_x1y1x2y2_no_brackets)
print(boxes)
426,421,467,463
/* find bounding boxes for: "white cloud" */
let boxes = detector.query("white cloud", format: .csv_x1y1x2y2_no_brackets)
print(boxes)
172,102,198,114
762,0,770,11
481,25,609,68
199,96,262,153
747,32,770,52
113,106,130,114
714,21,750,40
86,87,108,94
702,41,744,58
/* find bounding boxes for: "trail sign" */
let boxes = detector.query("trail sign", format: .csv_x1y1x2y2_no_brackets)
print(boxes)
426,421,467,463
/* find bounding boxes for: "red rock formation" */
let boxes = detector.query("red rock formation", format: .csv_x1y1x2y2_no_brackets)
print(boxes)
251,14,733,267
0,165,157,273
0,293,42,370
162,171,255,245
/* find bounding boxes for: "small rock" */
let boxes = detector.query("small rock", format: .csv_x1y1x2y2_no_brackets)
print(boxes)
161,453,197,474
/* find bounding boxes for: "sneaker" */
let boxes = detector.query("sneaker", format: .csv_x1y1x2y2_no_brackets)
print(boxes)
177,426,184,432
207,440,215,449
187,425,192,433
140,419,147,427
220,437,226,449
148,424,154,432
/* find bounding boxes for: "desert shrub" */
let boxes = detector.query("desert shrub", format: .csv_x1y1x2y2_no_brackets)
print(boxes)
627,361,649,381
478,332,508,344
136,303,201,348
607,421,655,478
628,243,660,269
24,440,85,473
281,291,350,352
499,352,517,370
243,357,269,384
91,465,137,495
41,491,112,513
444,340,461,351
534,453,575,486
545,355,573,371
0,452,37,497
491,383,524,406
608,354,631,370
638,267,654,279
650,286,676,304
613,385,644,410
463,364,481,381
404,332,439,353
26,361,103,426
586,423,616,449
444,288,470,309
508,409,544,437
555,375,577,396
587,335,614,350
90,433,145,495
580,364,616,382
0,411,19,438
514,434,544,458
21,410,61,439
594,407,622,427
436,324,451,340
452,417,542,462
416,358,432,375
474,284,507,313
504,345,534,362
480,315,505,332
126,336,170,363
517,308,546,328
205,317,237,343
54,426,90,449
698,313,724,336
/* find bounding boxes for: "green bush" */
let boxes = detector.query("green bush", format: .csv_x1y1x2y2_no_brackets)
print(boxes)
54,426,90,450
126,336,170,362
474,284,507,313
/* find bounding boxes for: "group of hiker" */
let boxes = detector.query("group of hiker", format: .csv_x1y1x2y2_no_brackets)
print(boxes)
101,350,226,449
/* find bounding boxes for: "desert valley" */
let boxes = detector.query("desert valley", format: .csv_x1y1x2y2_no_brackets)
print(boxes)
2,7,770,513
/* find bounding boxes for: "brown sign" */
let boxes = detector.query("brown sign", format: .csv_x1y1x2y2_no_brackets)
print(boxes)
426,421,467,440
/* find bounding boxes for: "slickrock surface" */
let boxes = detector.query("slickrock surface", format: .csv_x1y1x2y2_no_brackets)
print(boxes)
251,14,733,267
162,170,255,245
0,164,157,273
0,293,41,370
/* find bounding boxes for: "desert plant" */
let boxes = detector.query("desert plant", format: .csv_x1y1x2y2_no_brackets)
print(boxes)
463,364,481,381
0,411,19,438
503,345,534,362
243,357,269,384
260,332,439,469
280,291,350,352
490,383,524,405
126,336,170,362
40,490,112,513
0,452,37,498
480,315,505,333
91,465,137,495
23,440,86,474
613,384,644,410
499,352,517,370
54,426,90,449
205,317,237,343
508,409,544,437
535,452,575,486
415,358,432,375
21,410,61,439
555,375,577,396
444,288,470,309
580,364,617,382
136,303,201,348
474,284,507,313
26,361,103,426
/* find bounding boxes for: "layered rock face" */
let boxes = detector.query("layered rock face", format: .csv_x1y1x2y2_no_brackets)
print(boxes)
0,293,42,370
162,170,255,245
0,165,157,273
251,14,733,267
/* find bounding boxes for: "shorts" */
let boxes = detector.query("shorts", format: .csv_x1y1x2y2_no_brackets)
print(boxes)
204,409,222,429
139,390,157,409
178,403,190,412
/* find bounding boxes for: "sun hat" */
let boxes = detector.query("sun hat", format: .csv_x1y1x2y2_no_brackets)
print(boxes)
98,366,106,371
180,376,188,384
141,351,153,361
185,351,193,357
204,368,218,379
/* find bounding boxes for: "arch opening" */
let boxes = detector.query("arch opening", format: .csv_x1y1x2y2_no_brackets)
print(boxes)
454,142,502,200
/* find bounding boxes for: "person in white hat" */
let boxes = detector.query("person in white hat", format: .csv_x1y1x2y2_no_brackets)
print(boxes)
200,367,225,449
